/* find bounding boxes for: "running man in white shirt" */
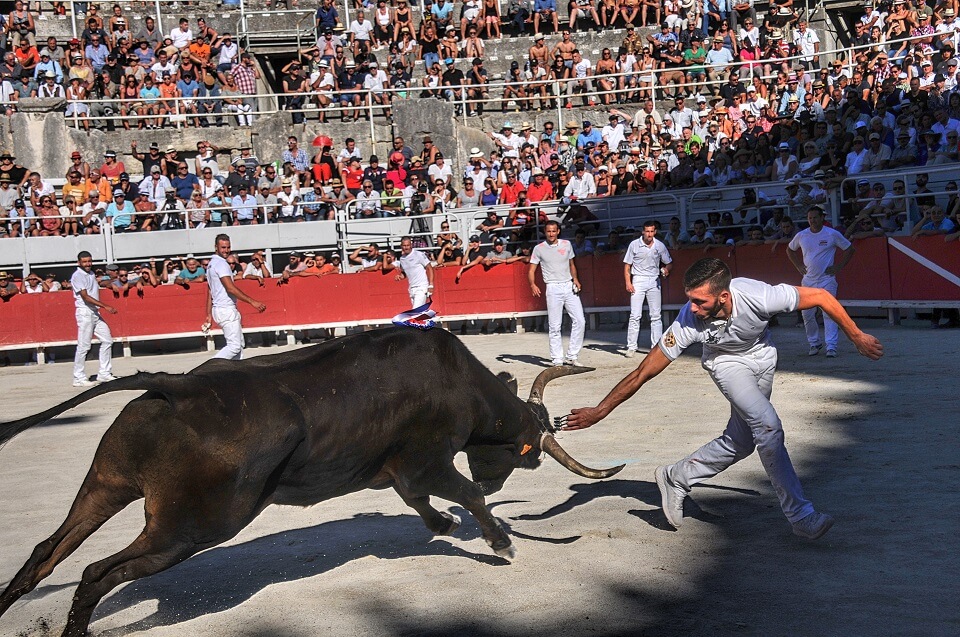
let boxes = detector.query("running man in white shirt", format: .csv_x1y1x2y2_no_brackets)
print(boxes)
623,220,672,356
384,236,435,307
561,258,883,540
71,251,118,387
204,234,267,360
787,206,855,358
529,220,585,366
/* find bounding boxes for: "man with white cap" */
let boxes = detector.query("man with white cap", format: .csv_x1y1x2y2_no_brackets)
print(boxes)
204,233,267,360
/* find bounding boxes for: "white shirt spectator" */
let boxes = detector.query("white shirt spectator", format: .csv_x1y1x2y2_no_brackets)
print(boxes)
428,162,453,184
170,26,193,49
793,27,820,62
601,121,627,150
563,171,596,199
355,189,381,216
350,18,375,42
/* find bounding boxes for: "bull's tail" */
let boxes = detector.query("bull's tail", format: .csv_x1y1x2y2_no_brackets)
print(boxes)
0,372,195,447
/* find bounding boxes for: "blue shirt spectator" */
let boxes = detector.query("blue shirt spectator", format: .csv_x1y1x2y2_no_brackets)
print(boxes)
106,196,135,229
172,171,200,201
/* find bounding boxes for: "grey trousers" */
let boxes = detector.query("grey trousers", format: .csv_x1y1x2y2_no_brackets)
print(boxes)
667,345,815,523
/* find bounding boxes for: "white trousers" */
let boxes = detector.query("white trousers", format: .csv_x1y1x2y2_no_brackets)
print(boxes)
626,276,663,351
667,346,814,523
409,285,429,308
213,305,244,360
546,280,585,363
801,276,839,350
74,309,113,381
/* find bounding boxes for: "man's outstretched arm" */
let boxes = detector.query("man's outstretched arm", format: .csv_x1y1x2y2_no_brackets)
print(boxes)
562,346,673,431
796,286,883,360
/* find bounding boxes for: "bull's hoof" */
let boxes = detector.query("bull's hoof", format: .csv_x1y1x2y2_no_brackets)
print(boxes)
437,512,461,536
494,543,517,561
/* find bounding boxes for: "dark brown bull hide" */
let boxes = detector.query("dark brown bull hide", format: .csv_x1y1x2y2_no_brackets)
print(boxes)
0,327,621,636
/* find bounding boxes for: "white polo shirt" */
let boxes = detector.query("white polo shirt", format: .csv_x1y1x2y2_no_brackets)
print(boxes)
623,237,672,281
788,226,851,283
399,249,432,288
530,239,575,284
70,267,100,311
207,254,236,309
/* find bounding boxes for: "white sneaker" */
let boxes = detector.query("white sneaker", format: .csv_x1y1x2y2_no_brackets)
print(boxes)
655,465,686,528
97,373,119,382
551,359,564,367
808,344,823,356
73,378,97,388
563,358,581,367
825,349,837,358
792,511,834,540
624,349,636,358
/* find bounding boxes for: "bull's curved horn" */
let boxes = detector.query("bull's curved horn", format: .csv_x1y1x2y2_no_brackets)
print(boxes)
527,365,596,404
540,433,624,479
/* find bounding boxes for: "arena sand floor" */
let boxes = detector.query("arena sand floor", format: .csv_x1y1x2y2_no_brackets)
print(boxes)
0,322,957,637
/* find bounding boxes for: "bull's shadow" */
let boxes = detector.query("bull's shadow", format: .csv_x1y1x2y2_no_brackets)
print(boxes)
90,512,507,636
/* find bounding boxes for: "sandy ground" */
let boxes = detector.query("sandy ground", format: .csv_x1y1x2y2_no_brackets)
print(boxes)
0,321,958,637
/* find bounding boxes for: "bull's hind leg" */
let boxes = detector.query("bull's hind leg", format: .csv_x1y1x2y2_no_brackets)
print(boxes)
60,493,265,637
393,488,461,536
0,472,138,618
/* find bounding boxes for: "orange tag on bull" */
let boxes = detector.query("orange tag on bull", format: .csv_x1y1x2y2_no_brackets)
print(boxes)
520,444,532,455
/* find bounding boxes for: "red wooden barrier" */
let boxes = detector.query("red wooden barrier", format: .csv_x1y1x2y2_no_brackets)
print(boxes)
0,238,956,349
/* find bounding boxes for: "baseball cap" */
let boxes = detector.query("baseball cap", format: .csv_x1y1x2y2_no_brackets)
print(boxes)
150,165,161,173
493,237,505,245
469,234,480,242
113,189,124,197
778,142,790,150
869,132,881,140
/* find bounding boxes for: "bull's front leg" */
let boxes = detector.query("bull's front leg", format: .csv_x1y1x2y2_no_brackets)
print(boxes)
423,468,516,561
393,488,461,536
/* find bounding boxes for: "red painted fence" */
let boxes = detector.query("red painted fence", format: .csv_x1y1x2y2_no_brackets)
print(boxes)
1,236,958,349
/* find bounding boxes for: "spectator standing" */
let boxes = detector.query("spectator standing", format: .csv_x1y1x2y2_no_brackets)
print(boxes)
624,220,672,357
788,207,855,358
231,53,260,126
529,220,584,367
70,251,118,387
204,234,267,360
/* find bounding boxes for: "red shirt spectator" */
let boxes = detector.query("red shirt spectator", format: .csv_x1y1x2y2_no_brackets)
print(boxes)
499,175,524,205
526,173,555,202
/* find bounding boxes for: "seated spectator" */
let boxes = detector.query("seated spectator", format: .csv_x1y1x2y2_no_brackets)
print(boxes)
281,251,308,281
243,250,272,285
175,258,207,287
684,219,715,246
912,205,957,236
483,237,521,267
0,271,20,301
231,184,259,225
105,189,136,232
301,252,338,277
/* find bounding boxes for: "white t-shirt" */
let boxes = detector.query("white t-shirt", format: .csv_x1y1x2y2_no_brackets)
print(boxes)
428,163,453,184
660,278,800,362
70,267,100,311
350,19,375,41
243,262,266,278
207,254,236,309
787,226,851,284
530,239,575,284
623,237,672,280
170,26,193,49
399,249,432,289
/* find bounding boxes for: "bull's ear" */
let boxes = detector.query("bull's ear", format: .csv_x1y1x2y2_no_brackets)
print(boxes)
496,372,518,396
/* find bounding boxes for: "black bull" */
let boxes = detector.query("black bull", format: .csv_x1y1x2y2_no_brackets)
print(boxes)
0,326,622,637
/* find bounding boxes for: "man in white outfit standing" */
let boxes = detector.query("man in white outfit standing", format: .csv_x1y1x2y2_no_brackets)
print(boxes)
529,220,585,366
561,258,883,540
204,234,267,360
623,219,672,357
385,236,435,307
788,206,855,358
71,251,118,387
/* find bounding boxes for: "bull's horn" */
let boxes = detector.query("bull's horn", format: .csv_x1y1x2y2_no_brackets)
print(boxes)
527,365,595,404
540,433,624,479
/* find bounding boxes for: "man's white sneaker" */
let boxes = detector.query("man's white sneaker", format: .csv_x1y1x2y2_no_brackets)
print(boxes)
563,358,581,367
97,373,120,382
808,344,823,356
624,349,636,358
655,465,686,528
72,378,97,388
792,511,834,540
551,359,564,367
826,349,837,358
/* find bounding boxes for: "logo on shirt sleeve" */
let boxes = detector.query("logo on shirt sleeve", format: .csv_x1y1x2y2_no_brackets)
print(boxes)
663,330,676,348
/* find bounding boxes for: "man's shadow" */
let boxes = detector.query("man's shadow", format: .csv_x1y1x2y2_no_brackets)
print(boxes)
511,479,759,531
496,353,553,367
